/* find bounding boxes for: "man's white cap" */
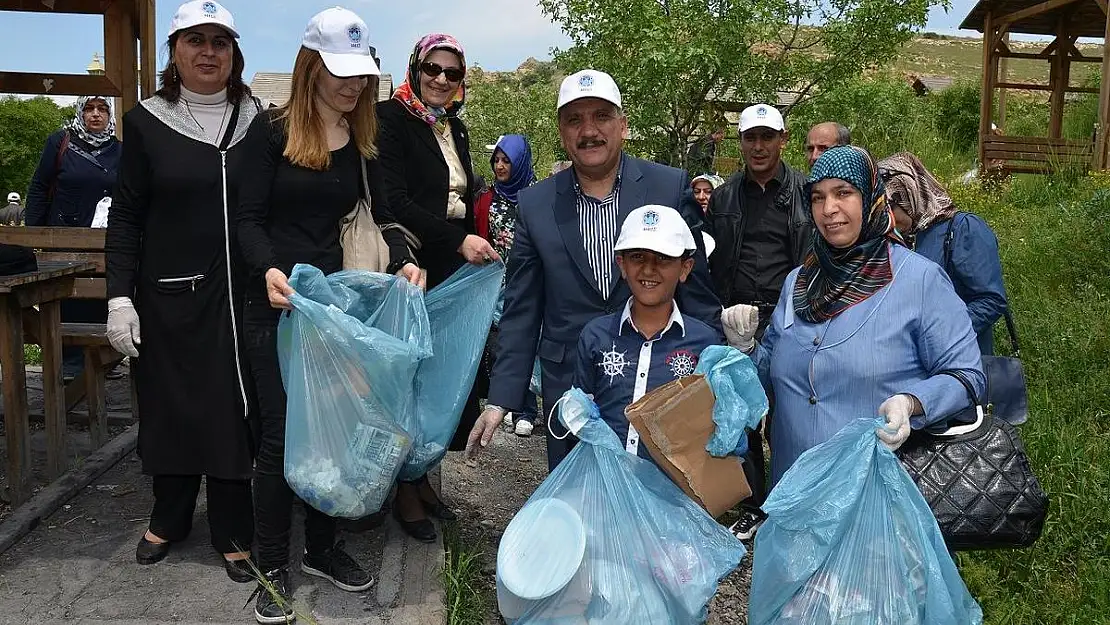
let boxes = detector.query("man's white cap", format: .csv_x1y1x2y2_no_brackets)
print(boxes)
615,205,696,258
738,104,785,133
557,70,621,110
6,192,19,203
302,7,381,78
169,0,239,39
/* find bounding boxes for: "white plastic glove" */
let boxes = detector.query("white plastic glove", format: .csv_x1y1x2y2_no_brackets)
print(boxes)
876,394,915,450
721,304,760,353
107,296,141,358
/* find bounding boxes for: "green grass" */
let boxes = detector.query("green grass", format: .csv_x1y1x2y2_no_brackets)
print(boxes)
23,344,42,366
442,522,491,624
946,172,1110,624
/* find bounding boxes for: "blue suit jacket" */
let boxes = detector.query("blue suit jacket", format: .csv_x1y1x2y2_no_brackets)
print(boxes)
488,155,722,417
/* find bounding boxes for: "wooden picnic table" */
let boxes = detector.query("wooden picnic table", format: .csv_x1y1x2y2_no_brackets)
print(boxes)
0,260,95,506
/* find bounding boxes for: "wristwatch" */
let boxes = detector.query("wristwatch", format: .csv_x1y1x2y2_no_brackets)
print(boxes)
386,257,416,275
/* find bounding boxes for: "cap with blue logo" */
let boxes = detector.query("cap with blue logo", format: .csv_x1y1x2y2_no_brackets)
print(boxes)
302,7,381,78
614,205,697,258
738,103,785,133
169,0,238,39
557,69,622,110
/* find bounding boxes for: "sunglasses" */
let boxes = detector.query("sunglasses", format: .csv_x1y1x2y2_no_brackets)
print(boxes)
420,62,464,83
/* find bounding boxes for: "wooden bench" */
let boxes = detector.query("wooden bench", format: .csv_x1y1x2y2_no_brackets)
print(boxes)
982,135,1094,175
0,227,136,452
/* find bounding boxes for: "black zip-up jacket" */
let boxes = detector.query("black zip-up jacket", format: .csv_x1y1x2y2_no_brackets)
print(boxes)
705,164,814,307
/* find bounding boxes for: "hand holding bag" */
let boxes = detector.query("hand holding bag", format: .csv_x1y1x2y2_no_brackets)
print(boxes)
896,370,1048,550
340,157,422,273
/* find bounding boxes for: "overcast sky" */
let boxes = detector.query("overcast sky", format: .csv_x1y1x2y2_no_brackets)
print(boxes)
2,0,991,106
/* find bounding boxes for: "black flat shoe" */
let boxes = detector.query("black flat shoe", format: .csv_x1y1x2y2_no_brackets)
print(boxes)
392,508,437,543
224,556,256,584
420,498,458,522
136,536,171,565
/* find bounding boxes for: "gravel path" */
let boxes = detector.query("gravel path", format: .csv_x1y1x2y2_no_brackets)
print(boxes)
441,422,752,624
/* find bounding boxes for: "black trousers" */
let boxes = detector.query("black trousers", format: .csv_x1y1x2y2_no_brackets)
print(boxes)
742,304,776,508
245,306,336,572
148,474,253,554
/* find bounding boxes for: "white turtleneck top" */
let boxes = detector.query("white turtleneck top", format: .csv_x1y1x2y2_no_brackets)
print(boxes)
179,86,232,145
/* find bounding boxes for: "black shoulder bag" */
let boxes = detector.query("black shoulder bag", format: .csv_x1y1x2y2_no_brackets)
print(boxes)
897,370,1048,550
943,214,1029,425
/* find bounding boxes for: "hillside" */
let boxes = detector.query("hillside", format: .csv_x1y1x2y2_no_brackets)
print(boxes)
891,32,1104,85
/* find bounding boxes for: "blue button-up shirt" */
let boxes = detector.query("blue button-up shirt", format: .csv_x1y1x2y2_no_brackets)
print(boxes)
574,298,721,461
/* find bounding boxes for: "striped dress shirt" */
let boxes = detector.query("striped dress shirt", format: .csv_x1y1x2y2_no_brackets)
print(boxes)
574,171,622,295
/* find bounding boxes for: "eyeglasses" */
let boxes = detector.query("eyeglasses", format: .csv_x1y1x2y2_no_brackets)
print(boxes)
420,62,464,83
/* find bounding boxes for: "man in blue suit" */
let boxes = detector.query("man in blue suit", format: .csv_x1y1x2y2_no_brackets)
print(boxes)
466,69,722,471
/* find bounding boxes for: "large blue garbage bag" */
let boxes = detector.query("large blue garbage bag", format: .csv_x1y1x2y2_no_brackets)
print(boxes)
496,388,745,624
401,261,504,479
750,418,984,625
278,266,431,518
694,345,769,458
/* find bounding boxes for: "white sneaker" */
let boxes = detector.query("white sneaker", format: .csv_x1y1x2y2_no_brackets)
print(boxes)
728,509,766,541
502,412,514,428
514,419,534,437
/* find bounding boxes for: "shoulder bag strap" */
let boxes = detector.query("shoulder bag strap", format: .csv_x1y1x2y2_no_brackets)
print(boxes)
217,102,242,151
48,132,71,201
359,154,371,209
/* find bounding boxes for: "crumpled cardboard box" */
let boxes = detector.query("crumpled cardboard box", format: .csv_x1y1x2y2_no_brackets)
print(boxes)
626,374,751,518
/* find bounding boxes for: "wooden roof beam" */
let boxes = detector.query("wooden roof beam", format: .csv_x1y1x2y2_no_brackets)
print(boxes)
0,72,119,96
996,0,1085,29
0,0,110,13
1096,0,1107,15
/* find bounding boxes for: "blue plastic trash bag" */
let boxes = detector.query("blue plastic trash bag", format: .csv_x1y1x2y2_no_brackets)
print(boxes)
750,418,984,625
401,261,504,479
278,265,431,518
496,387,745,624
694,345,769,458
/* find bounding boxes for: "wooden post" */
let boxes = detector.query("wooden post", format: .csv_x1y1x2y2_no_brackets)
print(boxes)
0,297,30,506
979,10,997,170
1097,7,1110,169
999,32,1011,129
139,0,157,100
104,0,139,136
1048,16,1071,138
84,348,107,449
38,300,67,480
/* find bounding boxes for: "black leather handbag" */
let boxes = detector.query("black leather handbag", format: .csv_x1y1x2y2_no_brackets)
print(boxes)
897,370,1048,551
943,214,1028,425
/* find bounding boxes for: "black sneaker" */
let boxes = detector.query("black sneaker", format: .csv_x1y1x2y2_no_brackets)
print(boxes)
250,568,295,624
729,508,766,541
301,541,375,592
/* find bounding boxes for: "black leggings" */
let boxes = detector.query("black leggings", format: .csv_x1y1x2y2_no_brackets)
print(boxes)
148,474,253,554
245,307,336,572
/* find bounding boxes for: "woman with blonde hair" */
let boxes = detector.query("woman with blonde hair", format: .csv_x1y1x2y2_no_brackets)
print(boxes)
237,8,422,623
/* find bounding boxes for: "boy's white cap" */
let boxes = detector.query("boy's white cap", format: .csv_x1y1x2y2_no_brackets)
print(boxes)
557,70,621,110
6,192,20,203
302,7,381,78
615,205,696,258
738,104,785,133
169,0,239,39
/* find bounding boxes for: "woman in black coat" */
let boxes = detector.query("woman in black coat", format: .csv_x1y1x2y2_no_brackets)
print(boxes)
377,33,498,543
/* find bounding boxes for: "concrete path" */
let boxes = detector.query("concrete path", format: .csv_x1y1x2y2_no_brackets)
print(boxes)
0,371,445,625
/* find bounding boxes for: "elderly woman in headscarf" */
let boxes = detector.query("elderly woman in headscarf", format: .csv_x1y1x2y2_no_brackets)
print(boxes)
690,173,724,214
378,33,498,542
879,152,1009,356
720,145,985,487
475,134,538,436
26,95,123,380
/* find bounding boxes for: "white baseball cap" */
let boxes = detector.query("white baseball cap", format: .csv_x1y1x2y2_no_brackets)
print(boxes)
168,0,239,39
302,7,381,78
615,205,696,258
557,70,621,110
6,192,19,203
738,104,785,133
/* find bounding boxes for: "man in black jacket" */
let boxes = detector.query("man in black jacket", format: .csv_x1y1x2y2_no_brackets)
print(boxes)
705,103,812,540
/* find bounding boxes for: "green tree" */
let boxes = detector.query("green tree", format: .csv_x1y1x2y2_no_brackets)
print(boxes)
463,63,562,180
538,0,944,167
0,96,70,198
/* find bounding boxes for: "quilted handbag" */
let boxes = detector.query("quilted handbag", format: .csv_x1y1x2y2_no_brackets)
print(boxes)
897,370,1048,551
942,214,1028,425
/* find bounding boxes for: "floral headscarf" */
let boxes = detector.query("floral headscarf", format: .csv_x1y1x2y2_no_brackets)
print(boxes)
877,152,957,233
66,96,116,148
391,33,466,127
793,145,905,323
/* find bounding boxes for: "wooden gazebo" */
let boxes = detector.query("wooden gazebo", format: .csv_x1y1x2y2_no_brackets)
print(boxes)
0,0,157,134
961,0,1110,173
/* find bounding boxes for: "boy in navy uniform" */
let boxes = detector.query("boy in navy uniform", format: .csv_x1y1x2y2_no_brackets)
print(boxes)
574,204,720,460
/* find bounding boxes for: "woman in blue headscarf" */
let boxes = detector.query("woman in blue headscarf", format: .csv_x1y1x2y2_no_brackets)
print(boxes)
721,145,985,492
475,134,538,436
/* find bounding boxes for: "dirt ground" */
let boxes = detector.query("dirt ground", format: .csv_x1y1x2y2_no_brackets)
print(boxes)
441,420,752,625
